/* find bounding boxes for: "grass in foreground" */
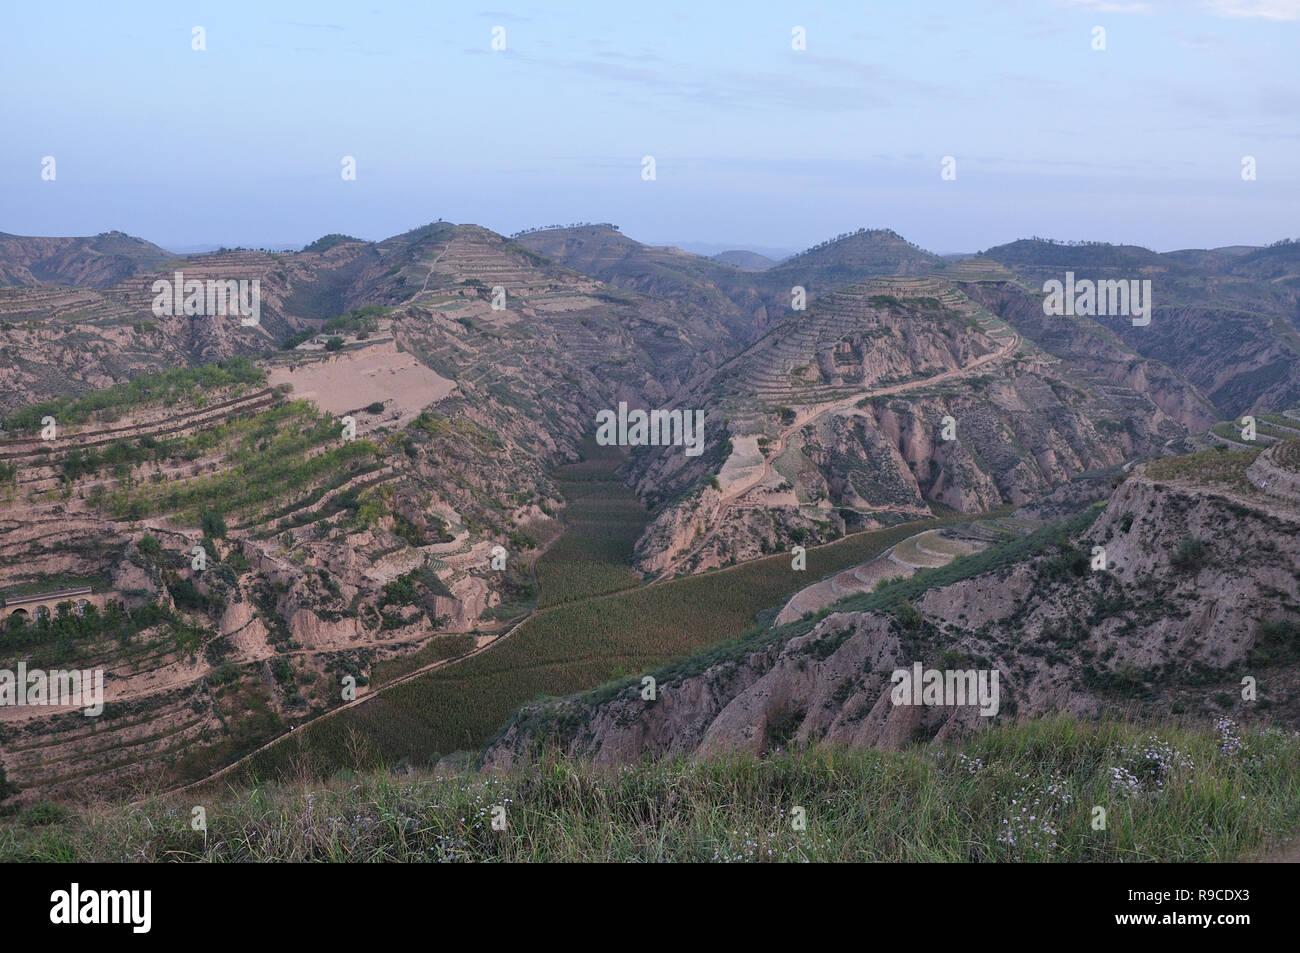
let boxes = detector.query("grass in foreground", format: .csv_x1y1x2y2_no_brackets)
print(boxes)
3,715,1296,862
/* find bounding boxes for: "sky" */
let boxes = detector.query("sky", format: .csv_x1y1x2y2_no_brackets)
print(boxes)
1,0,1296,254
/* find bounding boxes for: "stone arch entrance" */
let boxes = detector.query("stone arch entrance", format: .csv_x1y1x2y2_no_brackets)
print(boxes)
1,586,112,622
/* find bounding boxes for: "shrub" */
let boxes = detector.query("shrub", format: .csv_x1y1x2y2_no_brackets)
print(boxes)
1038,544,1090,582
894,601,923,630
1170,536,1206,572
1248,619,1300,666
210,663,241,686
20,802,69,826
167,578,206,611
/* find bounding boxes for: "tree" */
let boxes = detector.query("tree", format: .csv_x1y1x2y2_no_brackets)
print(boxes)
200,508,227,539
138,534,162,562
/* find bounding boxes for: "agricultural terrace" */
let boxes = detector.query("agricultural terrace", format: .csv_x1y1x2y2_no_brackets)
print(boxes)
0,359,264,435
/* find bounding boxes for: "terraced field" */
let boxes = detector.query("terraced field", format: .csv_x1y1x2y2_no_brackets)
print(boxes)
0,359,493,803
1274,439,1300,471
930,257,1020,284
711,277,1008,435
773,518,1020,625
1206,413,1300,449
889,528,985,569
1,378,385,536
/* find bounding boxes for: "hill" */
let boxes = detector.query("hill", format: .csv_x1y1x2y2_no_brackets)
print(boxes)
981,238,1300,416
514,224,778,346
0,359,506,802
764,228,942,289
0,231,175,288
711,250,777,271
514,225,948,350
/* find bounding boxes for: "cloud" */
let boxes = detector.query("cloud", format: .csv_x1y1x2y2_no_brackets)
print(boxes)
1063,0,1154,12
468,45,955,113
1162,28,1226,50
1202,0,1300,19
274,20,346,31
480,10,538,23
1067,0,1299,17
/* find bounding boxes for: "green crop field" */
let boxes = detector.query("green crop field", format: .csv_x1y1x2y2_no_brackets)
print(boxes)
370,634,478,686
534,441,649,608
1207,419,1295,445
506,503,1106,745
